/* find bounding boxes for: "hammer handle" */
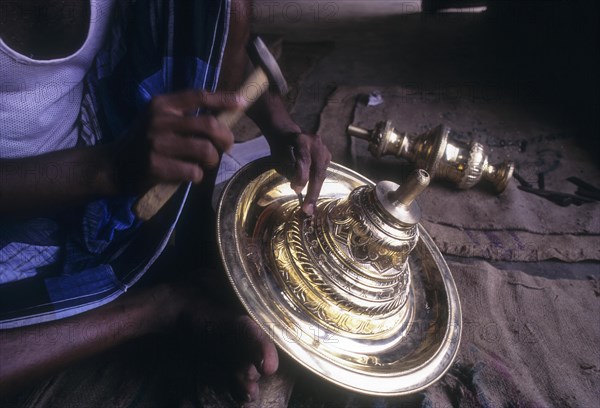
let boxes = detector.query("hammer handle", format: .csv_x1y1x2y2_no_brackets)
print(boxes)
133,67,269,221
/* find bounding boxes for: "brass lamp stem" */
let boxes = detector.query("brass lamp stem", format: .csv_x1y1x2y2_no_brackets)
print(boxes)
347,121,515,193
347,124,371,140
389,169,431,206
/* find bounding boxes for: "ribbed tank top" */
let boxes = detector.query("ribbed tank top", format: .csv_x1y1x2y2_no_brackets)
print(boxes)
0,0,115,159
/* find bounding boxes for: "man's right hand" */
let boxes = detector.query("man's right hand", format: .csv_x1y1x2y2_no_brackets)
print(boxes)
0,90,244,215
112,89,245,194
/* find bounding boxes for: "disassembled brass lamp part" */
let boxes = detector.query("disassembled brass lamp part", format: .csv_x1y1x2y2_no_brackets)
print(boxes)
347,121,515,193
217,158,462,395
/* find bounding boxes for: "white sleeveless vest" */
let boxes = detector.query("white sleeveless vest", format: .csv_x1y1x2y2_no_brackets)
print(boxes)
0,0,115,159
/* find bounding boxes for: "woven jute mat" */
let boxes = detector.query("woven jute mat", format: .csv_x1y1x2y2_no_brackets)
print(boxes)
287,259,600,407
317,86,600,262
423,259,600,407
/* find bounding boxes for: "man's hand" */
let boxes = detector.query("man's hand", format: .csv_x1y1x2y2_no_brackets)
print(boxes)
268,130,331,216
112,89,244,193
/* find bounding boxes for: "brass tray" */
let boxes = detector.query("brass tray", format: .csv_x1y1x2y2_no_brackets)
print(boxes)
217,158,461,396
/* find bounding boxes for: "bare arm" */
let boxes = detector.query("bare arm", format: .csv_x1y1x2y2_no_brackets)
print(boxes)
0,90,243,217
218,1,330,216
0,145,117,215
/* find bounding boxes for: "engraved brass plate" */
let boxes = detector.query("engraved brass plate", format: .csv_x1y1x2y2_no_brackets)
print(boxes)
217,158,461,396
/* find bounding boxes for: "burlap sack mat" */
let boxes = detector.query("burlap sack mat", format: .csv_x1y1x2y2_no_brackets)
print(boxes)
317,86,600,262
286,259,600,407
421,260,600,408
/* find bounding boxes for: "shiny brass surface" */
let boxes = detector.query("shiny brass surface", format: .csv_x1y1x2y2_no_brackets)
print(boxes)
347,121,515,193
217,158,462,396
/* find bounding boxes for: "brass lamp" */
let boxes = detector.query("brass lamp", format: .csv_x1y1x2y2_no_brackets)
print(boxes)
347,121,515,193
217,158,461,396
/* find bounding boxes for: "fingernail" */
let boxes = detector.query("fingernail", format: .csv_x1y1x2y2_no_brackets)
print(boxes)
303,203,314,216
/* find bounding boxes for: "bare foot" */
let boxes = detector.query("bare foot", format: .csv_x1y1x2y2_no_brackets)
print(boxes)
229,316,279,403
175,286,279,403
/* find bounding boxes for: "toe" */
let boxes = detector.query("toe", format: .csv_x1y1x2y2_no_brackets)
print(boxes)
234,363,260,402
259,339,278,376
237,316,279,376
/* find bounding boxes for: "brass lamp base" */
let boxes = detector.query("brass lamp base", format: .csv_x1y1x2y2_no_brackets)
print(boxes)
217,158,461,396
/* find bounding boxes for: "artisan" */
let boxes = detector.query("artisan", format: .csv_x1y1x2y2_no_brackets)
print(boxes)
0,0,330,403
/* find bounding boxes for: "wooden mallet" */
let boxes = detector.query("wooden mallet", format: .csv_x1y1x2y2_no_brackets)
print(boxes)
133,36,288,221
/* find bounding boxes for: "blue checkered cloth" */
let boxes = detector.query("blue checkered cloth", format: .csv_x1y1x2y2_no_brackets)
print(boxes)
0,0,231,329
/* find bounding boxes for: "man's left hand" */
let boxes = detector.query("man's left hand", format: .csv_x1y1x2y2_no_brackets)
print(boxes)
267,131,331,216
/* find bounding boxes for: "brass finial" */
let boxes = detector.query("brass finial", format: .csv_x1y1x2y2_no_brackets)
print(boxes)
389,169,431,206
347,121,515,193
373,169,431,227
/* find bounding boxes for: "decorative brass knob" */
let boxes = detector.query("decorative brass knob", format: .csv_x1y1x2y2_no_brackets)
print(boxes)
347,121,515,193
